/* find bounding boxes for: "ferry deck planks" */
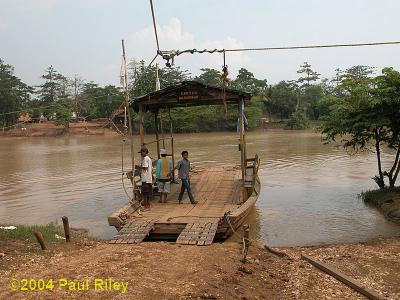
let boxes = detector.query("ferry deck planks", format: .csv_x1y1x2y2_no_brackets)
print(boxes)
138,167,241,223
110,166,243,244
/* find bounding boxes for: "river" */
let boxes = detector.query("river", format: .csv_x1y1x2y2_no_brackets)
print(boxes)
0,130,399,246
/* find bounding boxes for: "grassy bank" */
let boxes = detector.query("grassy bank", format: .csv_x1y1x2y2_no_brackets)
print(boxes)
0,223,65,243
361,187,400,223
0,223,93,272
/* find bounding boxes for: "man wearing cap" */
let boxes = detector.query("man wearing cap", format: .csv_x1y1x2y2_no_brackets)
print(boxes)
135,147,153,209
156,149,172,203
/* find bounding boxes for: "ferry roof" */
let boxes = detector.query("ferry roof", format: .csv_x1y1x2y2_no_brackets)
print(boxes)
129,81,251,112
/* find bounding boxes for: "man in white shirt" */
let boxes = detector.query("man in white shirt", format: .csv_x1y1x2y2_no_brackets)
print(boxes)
135,147,153,210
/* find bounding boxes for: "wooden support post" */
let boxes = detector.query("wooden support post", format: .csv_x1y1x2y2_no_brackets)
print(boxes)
33,231,46,250
154,110,160,159
169,109,176,182
139,104,145,146
239,98,245,181
302,254,385,300
160,111,166,148
62,216,71,242
242,224,250,263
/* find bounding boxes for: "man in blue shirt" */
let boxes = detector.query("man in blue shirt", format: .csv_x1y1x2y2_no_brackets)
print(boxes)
175,150,197,204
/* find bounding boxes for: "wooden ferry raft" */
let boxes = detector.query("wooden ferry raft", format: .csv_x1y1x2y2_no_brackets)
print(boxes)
108,81,260,245
109,162,260,245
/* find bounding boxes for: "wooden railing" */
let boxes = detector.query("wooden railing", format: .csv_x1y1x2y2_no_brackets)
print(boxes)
244,154,260,190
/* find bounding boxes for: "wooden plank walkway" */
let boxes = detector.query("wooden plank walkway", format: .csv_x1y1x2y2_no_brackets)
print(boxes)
132,167,242,224
108,166,247,245
176,221,219,245
109,220,156,244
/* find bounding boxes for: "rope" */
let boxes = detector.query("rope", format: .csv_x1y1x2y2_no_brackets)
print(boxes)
121,136,133,201
221,50,228,115
110,119,125,136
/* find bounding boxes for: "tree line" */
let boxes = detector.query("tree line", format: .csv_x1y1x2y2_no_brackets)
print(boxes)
0,58,359,131
0,57,343,130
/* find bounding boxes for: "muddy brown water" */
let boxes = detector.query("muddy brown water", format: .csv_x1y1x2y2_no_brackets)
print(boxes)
0,130,399,246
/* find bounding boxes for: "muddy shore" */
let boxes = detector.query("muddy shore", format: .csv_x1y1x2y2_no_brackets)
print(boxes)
0,121,118,137
1,235,399,299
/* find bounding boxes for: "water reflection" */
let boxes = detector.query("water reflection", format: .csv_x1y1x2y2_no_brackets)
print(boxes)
0,130,399,245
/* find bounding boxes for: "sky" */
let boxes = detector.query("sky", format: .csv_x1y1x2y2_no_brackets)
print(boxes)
1,0,400,87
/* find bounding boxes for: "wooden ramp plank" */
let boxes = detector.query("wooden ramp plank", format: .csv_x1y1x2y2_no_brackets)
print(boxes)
109,220,156,244
176,221,218,246
302,254,386,300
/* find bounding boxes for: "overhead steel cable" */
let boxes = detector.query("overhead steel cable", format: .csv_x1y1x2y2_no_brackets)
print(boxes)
157,41,400,64
221,40,400,52
149,0,160,52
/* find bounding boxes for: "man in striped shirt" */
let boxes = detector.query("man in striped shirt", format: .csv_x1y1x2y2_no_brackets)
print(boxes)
156,149,172,203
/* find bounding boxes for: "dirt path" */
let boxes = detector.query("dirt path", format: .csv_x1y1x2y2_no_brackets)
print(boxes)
1,238,399,299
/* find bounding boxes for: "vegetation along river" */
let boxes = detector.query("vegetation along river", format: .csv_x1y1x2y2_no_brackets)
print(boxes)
1,130,399,246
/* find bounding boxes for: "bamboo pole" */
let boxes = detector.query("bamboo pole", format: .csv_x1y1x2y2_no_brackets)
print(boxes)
242,98,247,166
121,40,135,199
239,98,245,181
33,231,46,250
168,108,175,182
154,109,160,159
139,104,145,146
62,216,71,242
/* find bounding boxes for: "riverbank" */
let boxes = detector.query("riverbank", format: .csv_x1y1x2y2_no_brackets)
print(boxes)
1,120,321,138
362,188,400,224
0,120,117,137
1,226,399,299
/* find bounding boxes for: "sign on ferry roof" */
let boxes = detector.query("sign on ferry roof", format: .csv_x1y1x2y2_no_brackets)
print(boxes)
178,90,198,101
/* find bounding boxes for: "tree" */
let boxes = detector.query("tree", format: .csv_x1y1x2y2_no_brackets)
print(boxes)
297,62,320,88
160,66,191,87
234,68,268,95
287,110,309,130
98,85,124,118
71,75,85,119
80,82,103,117
36,66,70,117
194,68,222,87
54,102,72,128
80,83,123,119
321,66,400,189
128,60,190,97
264,81,297,120
300,85,324,119
373,67,400,188
36,66,68,102
0,58,32,127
